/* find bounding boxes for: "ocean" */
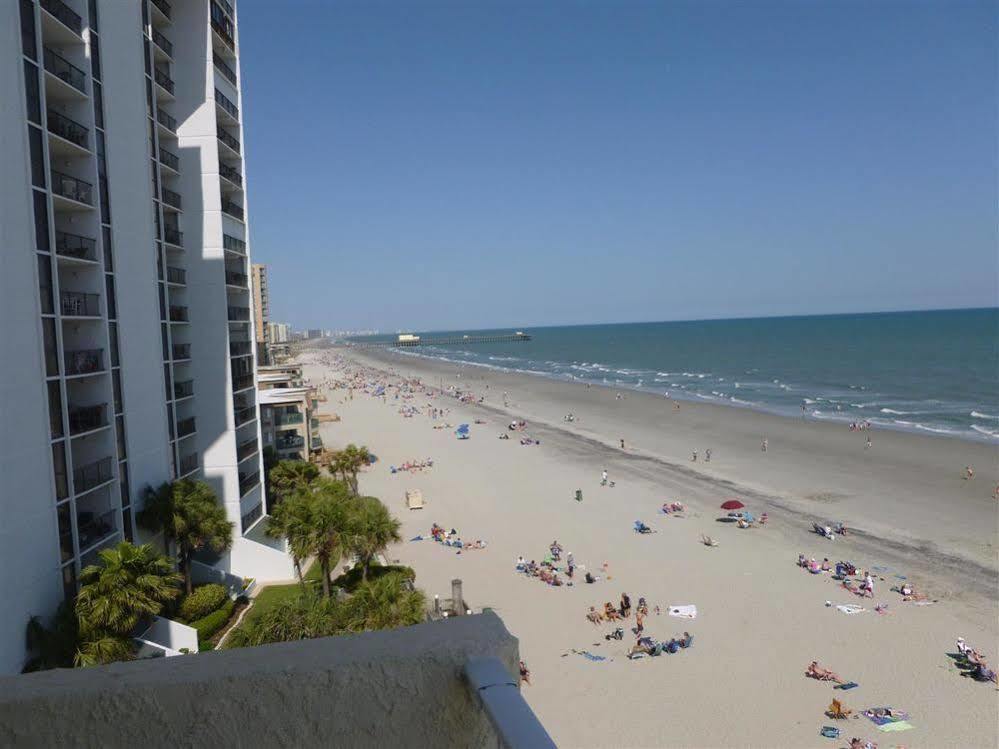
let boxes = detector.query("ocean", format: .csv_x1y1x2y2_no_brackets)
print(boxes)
358,308,999,442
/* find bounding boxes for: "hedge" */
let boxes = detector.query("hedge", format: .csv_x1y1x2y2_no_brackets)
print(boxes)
179,584,228,622
332,563,415,593
192,599,235,648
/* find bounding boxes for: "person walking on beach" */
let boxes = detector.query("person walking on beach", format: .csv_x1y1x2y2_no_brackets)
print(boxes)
601,469,608,486
761,438,768,452
863,572,875,598
691,449,698,462
705,448,712,462
620,438,626,450
965,465,975,480
865,435,872,450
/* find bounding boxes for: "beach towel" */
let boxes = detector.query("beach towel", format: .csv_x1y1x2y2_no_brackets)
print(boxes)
834,682,859,690
578,650,606,662
409,535,424,542
836,604,866,614
877,721,914,733
667,605,697,619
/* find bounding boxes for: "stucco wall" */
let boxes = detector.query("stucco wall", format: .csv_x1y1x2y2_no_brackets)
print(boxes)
0,612,519,748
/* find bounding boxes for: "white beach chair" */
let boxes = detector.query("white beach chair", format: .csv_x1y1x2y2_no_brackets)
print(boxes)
406,489,424,510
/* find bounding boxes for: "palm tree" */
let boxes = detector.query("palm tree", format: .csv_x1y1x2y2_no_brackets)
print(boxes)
346,572,426,631
306,479,355,598
339,444,371,495
266,491,315,585
349,497,402,581
75,542,181,665
268,459,319,503
138,479,234,595
23,603,79,672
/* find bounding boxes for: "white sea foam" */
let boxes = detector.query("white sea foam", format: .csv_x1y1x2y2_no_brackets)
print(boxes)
730,397,753,406
971,411,998,420
971,425,999,438
880,408,911,415
913,423,957,435
804,398,817,404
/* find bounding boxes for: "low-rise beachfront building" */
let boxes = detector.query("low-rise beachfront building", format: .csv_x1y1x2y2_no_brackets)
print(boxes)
258,386,322,462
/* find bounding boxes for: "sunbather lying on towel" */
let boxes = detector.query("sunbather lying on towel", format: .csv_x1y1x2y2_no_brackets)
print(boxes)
806,661,843,682
849,739,877,749
586,606,604,625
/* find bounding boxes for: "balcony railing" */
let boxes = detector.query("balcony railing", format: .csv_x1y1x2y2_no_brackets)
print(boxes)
217,126,240,154
176,417,196,438
43,47,86,94
51,170,93,205
219,0,234,19
159,147,180,172
211,4,235,50
60,291,101,317
172,343,191,360
229,340,252,356
41,0,83,35
152,29,174,58
213,53,237,85
234,405,256,426
166,266,186,284
161,187,182,210
77,508,117,550
65,348,103,376
178,452,199,476
274,412,304,426
311,417,320,429
55,231,97,262
277,434,305,450
227,306,250,321
225,269,248,287
236,438,258,462
215,89,239,120
223,234,246,254
174,379,194,399
163,227,183,247
157,108,177,132
47,109,89,148
73,456,113,493
221,198,244,221
169,305,189,322
219,161,243,187
311,436,323,451
68,404,107,435
151,0,172,20
154,67,175,95
238,471,260,496
232,373,254,392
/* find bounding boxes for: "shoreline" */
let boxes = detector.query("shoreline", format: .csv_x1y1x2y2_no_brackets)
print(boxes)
300,347,998,748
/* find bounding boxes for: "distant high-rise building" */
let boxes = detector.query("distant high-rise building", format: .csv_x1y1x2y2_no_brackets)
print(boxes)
269,322,290,343
0,0,293,674
251,263,268,359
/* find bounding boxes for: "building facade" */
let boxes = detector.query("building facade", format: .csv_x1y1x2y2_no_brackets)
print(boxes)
250,262,267,360
257,365,322,460
1,0,292,675
269,321,289,344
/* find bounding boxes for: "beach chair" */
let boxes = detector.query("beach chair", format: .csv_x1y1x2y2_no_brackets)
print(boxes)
405,489,424,510
826,699,852,719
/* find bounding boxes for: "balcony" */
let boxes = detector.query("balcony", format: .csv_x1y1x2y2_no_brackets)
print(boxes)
232,374,254,392
55,231,97,262
234,405,256,427
64,348,103,376
166,266,186,285
211,4,235,50
73,456,113,494
163,227,183,247
213,52,237,85
174,379,194,399
223,234,246,254
159,147,180,173
40,0,83,36
151,0,172,21
229,340,252,356
227,306,250,322
46,109,89,149
154,67,175,95
215,89,239,121
236,438,258,462
311,436,324,451
157,108,177,133
60,291,100,317
169,305,189,323
178,453,199,477
76,508,117,551
51,170,93,205
171,343,190,360
43,47,86,94
68,404,107,435
152,29,173,58
238,471,260,496
176,417,196,439
221,198,244,221
274,412,304,427
277,434,305,451
311,417,320,429
161,187,182,210
217,126,240,154
225,268,248,287
219,161,242,187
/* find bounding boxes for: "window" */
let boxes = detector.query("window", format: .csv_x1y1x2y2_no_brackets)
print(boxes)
143,38,151,76
33,189,49,251
90,35,101,81
160,322,169,359
109,321,119,365
113,369,123,414
52,442,68,500
61,563,77,601
48,381,64,438
19,0,36,61
24,61,40,125
29,126,45,187
158,283,166,320
57,504,73,562
116,414,126,458
99,176,111,221
37,254,53,314
163,363,172,401
93,82,104,129
102,226,113,270
43,318,59,376
88,0,98,31
119,461,130,504
105,275,117,319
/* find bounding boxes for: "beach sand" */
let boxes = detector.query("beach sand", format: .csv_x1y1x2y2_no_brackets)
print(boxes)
300,346,998,748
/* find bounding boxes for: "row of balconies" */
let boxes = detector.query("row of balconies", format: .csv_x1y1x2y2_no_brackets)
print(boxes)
44,46,85,95
41,0,82,35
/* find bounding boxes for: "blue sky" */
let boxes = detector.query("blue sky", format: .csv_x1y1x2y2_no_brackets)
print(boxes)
239,0,997,332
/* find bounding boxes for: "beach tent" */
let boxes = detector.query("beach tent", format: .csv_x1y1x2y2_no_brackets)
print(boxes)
456,424,470,440
406,489,424,510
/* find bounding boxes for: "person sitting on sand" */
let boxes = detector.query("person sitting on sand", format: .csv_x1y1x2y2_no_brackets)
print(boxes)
737,518,751,529
849,739,877,749
821,558,832,572
585,571,597,584
798,553,807,567
604,602,623,621
587,606,604,625
519,660,531,686
862,572,875,598
620,593,632,618
806,661,843,683
759,512,768,525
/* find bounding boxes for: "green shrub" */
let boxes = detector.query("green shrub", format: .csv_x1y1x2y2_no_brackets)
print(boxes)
179,584,228,622
191,599,235,647
331,562,415,593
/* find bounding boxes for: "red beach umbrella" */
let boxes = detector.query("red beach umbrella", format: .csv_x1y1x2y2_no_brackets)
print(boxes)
720,499,745,510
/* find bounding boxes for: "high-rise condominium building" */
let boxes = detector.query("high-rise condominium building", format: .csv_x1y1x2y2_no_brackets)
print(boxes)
0,0,293,674
251,262,268,359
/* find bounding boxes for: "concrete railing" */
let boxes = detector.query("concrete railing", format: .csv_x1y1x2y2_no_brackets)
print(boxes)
0,612,541,747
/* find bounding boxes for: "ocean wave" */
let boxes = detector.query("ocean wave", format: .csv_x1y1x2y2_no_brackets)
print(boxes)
803,398,817,404
880,408,911,415
971,425,999,438
971,411,998,420
730,397,754,406
912,423,958,435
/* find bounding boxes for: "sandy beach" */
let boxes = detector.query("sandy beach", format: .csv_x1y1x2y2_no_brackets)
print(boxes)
301,346,998,748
